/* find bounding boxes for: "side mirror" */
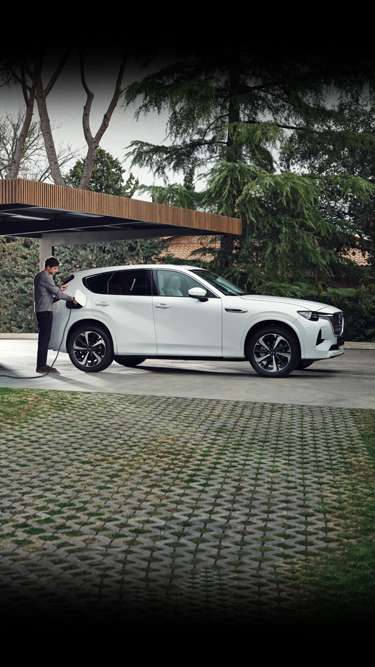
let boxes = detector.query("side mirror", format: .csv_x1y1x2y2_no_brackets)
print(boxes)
188,287,208,301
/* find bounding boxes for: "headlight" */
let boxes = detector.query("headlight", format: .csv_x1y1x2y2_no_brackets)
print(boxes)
297,310,319,321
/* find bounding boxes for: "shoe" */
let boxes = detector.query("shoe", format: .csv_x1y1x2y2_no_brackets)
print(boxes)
36,365,59,374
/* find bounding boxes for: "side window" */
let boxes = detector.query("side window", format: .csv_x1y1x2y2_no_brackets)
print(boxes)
83,272,112,294
108,269,153,296
156,270,217,298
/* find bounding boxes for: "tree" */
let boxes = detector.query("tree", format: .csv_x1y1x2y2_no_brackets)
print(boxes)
0,41,130,187
57,148,169,279
0,58,36,179
123,44,375,286
64,147,139,197
280,96,375,282
76,43,128,190
0,111,78,181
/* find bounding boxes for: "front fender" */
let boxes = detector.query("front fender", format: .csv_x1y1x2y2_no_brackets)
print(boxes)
242,315,304,358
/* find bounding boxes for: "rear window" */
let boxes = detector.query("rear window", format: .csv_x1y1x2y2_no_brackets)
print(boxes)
83,272,113,294
83,269,155,296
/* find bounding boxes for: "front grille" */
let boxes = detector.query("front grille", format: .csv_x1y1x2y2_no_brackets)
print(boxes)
333,312,344,336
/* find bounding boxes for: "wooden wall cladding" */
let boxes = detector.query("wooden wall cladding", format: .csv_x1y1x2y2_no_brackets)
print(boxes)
0,179,242,235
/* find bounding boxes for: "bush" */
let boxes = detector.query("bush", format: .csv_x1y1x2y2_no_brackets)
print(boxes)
318,286,375,342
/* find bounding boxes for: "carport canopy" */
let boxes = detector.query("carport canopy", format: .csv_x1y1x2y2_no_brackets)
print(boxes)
0,179,242,269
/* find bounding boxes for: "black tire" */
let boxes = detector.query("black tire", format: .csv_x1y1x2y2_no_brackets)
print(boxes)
114,356,146,367
295,360,314,370
247,326,300,378
68,325,113,372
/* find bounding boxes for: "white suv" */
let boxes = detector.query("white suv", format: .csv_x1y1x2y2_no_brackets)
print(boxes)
49,265,344,378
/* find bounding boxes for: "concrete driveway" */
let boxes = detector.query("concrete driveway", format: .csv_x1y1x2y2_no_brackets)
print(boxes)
1,338,374,409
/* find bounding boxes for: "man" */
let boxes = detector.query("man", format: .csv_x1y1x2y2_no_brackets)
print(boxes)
33,256,77,373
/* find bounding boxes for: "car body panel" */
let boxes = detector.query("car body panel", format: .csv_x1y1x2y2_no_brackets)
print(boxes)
153,295,222,356
92,294,157,355
49,264,345,374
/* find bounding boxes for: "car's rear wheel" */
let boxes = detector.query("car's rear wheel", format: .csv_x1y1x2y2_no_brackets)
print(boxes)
114,356,146,367
247,326,300,378
68,325,113,372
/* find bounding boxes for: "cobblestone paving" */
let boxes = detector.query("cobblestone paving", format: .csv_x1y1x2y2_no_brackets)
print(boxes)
0,393,369,626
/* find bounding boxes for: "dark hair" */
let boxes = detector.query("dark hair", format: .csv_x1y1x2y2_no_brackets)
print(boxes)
44,256,60,269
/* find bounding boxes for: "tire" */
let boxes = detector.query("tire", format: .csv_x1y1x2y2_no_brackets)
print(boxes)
247,326,300,378
114,356,146,367
68,325,113,372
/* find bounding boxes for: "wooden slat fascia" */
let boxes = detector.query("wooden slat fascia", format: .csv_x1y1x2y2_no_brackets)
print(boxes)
0,179,242,235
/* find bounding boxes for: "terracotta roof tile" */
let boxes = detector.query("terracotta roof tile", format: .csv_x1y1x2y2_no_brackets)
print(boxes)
160,236,372,267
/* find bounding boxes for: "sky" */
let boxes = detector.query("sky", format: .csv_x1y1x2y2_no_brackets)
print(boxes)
1,39,374,201
0,44,180,200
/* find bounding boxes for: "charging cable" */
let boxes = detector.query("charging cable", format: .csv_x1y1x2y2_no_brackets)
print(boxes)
0,309,72,380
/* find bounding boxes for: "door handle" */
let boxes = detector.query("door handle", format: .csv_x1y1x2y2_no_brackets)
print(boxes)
95,302,110,306
155,303,170,309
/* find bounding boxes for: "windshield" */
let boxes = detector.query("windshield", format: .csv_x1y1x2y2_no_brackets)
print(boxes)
190,269,246,296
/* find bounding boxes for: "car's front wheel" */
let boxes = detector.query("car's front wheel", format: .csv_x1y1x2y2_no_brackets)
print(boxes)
247,326,300,378
68,325,113,372
114,356,146,367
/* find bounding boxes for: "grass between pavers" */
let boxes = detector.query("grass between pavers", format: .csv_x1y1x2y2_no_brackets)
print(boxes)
1,387,375,628
247,406,375,629
0,387,72,423
289,408,375,626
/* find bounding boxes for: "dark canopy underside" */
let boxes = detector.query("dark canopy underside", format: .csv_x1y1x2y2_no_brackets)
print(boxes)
0,179,241,239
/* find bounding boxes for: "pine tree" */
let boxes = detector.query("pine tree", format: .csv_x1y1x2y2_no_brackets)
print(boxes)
123,45,375,287
280,96,375,282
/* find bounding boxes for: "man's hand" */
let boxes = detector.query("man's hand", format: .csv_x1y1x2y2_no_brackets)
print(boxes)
72,297,78,305
60,284,68,292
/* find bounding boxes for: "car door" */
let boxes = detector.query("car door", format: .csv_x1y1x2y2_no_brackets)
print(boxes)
90,268,157,355
153,268,222,356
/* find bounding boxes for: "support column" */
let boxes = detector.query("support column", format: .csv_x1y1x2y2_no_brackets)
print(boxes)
39,235,55,271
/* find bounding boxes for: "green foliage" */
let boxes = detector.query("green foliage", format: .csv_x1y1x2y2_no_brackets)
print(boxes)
61,147,167,275
64,147,139,197
280,96,375,275
124,46,375,285
0,237,39,333
55,237,172,284
0,234,171,333
185,162,375,289
317,285,375,341
137,182,202,210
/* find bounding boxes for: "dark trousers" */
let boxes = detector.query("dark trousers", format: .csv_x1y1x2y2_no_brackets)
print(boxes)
36,311,53,367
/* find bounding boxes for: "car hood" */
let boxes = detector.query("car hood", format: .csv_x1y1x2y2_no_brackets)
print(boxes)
239,294,341,312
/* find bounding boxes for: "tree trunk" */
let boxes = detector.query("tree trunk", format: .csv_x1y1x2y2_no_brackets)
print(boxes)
79,50,127,190
220,41,241,263
5,69,36,179
220,233,234,255
34,66,65,187
31,48,70,187
5,99,34,178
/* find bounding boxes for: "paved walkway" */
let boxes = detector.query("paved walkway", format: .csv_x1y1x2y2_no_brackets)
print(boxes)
1,340,375,409
0,391,370,628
